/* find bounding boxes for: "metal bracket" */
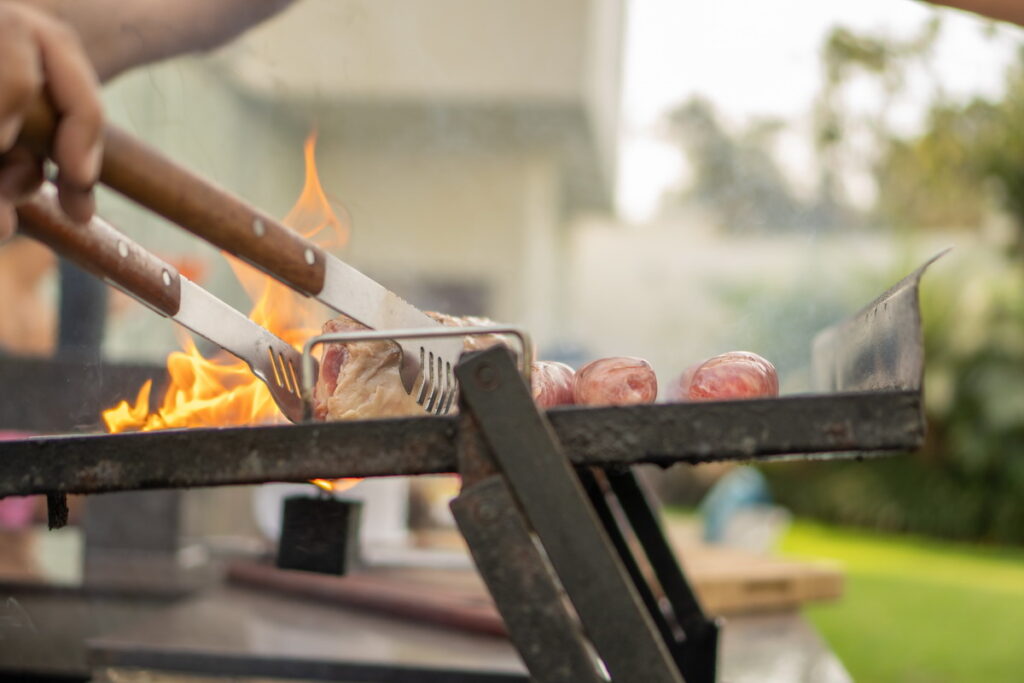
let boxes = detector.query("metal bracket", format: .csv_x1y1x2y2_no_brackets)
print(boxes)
453,346,703,683
580,468,720,682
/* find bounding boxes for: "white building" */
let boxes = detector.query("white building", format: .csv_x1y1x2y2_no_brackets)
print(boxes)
100,0,625,360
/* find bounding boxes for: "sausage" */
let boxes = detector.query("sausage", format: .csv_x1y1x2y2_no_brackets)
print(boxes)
686,351,778,401
574,356,658,406
531,361,576,408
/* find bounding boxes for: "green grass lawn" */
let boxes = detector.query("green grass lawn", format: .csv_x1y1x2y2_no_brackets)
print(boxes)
779,521,1024,683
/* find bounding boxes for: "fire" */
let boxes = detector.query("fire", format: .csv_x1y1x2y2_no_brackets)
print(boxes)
102,132,348,436
310,478,362,494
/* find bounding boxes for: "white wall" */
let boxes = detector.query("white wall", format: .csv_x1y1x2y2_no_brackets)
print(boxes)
220,0,595,104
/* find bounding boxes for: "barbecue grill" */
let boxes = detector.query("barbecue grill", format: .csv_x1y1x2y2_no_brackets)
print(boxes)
0,252,940,682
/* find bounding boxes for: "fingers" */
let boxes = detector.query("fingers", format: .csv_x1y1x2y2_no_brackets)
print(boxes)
0,10,44,153
30,10,103,223
55,174,95,223
0,147,44,199
0,3,103,226
33,18,103,191
0,146,45,242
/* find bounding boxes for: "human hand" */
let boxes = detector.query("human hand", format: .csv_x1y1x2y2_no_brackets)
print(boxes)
0,1,102,241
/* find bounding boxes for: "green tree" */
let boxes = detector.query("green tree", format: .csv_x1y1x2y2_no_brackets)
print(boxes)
875,47,1024,254
875,100,994,231
664,97,849,232
815,20,942,215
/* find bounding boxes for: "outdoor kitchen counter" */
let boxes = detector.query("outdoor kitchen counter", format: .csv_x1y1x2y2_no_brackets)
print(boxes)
77,584,851,683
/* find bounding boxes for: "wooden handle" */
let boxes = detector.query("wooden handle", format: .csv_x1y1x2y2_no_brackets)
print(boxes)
17,186,182,317
19,100,327,296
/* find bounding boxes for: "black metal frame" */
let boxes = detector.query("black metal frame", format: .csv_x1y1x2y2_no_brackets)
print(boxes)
0,390,922,498
582,468,720,682
454,346,723,683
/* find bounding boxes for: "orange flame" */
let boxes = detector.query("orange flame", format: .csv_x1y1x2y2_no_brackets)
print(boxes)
102,132,356,502
310,478,362,494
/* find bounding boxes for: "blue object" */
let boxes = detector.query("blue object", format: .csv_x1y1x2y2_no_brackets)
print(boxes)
700,466,772,543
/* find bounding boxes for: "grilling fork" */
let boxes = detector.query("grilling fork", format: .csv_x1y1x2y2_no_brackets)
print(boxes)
17,184,310,424
20,103,463,415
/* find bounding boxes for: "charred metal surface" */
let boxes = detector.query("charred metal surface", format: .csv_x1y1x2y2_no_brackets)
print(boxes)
0,391,922,497
812,250,944,393
451,476,605,683
0,355,165,433
457,347,684,683
455,411,499,487
0,416,458,497
550,389,923,466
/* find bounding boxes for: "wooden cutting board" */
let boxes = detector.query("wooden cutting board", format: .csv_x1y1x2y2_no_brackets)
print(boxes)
674,544,843,615
413,523,843,616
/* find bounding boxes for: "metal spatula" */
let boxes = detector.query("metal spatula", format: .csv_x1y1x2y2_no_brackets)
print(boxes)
17,184,311,424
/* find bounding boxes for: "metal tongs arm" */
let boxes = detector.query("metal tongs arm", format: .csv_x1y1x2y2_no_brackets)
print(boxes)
16,185,311,424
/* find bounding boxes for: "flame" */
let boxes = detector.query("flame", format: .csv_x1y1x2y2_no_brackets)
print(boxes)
310,478,362,494
102,132,350,455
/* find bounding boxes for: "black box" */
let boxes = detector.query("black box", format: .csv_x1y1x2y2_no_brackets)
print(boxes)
276,495,362,575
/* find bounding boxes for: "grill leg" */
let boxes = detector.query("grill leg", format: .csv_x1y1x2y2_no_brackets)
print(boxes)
593,468,720,683
455,347,685,683
451,476,604,683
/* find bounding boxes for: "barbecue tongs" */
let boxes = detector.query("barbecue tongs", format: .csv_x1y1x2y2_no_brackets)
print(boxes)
17,186,311,424
19,102,463,416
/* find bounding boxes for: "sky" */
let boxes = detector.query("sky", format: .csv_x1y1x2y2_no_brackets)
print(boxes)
617,0,1024,221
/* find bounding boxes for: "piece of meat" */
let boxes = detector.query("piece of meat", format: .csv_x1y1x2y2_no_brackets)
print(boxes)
531,361,575,408
686,351,778,401
313,316,424,420
313,312,525,421
422,311,516,353
573,356,657,406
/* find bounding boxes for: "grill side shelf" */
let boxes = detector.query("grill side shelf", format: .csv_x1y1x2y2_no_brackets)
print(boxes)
0,390,922,498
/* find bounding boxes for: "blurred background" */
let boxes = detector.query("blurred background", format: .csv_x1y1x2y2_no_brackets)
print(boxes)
2,1,1024,681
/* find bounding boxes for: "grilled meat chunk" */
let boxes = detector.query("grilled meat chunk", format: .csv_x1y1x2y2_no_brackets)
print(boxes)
684,351,778,401
531,361,576,408
573,356,657,406
313,312,518,420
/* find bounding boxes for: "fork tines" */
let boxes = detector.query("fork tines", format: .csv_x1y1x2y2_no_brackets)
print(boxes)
414,347,457,415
